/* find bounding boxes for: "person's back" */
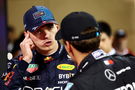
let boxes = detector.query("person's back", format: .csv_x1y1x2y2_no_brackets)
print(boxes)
55,11,135,90
68,51,135,90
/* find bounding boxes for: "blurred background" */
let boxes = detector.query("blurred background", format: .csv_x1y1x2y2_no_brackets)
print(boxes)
0,0,135,75
0,0,7,76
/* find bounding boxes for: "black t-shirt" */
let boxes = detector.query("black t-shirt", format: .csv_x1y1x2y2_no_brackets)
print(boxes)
65,49,135,90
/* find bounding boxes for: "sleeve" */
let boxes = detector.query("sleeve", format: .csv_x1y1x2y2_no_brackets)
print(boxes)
1,57,29,89
0,78,9,90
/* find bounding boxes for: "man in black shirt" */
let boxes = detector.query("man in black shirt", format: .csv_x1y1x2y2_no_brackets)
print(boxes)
55,11,135,90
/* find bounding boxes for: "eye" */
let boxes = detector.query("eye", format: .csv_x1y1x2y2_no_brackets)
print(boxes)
32,29,42,35
37,30,42,33
45,24,54,30
101,38,105,42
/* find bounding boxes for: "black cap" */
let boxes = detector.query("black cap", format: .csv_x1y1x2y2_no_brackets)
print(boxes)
55,11,100,41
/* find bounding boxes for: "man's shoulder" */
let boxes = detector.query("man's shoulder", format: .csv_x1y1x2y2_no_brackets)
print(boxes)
8,55,23,63
79,55,134,78
70,60,117,90
85,55,135,80
70,56,135,90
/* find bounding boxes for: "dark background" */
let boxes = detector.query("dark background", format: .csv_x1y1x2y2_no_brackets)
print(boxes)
0,0,7,75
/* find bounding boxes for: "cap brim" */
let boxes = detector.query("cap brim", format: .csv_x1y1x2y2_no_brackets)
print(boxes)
55,29,62,40
41,20,58,26
45,20,58,24
34,21,58,32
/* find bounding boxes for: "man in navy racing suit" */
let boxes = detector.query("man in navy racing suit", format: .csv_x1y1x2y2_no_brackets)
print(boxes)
1,6,76,90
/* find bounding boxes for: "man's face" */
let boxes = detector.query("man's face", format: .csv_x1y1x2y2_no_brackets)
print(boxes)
99,32,113,53
29,24,59,52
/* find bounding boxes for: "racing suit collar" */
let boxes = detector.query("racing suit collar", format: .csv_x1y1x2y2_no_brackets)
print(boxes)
34,41,64,64
78,49,107,73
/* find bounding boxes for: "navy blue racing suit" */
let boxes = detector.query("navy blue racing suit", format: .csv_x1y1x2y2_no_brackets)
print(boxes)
1,42,77,90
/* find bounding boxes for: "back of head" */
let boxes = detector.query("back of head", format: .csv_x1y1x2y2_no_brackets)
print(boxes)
56,11,100,53
114,29,127,39
68,27,100,53
113,29,127,50
98,21,112,37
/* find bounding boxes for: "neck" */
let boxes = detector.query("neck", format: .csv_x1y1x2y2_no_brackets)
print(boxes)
37,41,59,56
117,48,128,53
106,46,113,53
73,50,90,66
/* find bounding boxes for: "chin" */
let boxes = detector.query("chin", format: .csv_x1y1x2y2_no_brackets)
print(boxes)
41,46,53,51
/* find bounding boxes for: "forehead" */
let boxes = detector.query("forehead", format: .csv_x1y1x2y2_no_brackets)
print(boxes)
101,32,110,39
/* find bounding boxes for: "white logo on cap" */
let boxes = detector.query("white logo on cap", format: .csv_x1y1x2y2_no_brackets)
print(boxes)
32,26,38,30
71,36,79,40
33,11,45,19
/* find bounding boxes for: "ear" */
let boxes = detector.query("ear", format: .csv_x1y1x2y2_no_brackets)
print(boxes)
55,24,60,30
110,35,113,44
64,41,70,52
64,41,74,57
111,36,114,40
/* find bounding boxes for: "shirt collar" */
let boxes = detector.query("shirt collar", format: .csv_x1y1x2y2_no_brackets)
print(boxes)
78,49,107,73
33,41,65,64
107,48,116,56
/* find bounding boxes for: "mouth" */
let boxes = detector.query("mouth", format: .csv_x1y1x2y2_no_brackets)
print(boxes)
43,41,52,47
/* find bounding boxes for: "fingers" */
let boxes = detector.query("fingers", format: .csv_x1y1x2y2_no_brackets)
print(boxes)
23,32,34,47
20,31,34,63
24,31,30,39
20,35,35,49
30,44,35,49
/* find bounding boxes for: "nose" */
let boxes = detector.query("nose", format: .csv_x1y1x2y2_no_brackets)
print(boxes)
41,30,50,39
